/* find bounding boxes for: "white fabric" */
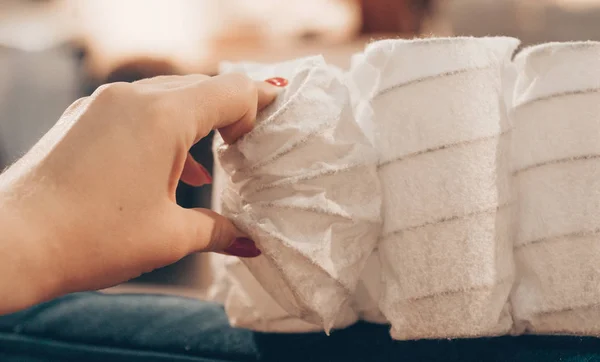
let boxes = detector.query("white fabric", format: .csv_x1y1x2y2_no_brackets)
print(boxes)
207,38,600,340
349,37,519,339
511,42,600,336
213,56,382,333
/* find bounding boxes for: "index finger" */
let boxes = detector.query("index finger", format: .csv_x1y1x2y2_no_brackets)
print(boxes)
169,73,282,144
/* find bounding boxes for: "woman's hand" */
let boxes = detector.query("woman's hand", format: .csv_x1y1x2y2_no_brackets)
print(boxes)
0,73,282,314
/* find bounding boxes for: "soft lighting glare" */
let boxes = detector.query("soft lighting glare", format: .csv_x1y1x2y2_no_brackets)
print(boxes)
74,0,219,70
73,0,359,76
0,0,74,52
0,0,359,75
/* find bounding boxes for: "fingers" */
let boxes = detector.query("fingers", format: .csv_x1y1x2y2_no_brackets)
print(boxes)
218,79,284,144
134,73,286,188
166,73,283,144
136,73,286,144
179,154,212,187
174,206,261,258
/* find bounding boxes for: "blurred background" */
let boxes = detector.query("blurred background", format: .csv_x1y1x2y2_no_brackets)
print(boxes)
1,0,600,295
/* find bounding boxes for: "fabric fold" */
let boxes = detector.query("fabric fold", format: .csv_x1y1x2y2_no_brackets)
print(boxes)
213,56,382,332
349,36,520,339
511,41,600,336
206,38,600,341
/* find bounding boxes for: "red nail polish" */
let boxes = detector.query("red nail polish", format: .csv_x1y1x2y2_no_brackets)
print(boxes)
198,163,212,184
224,238,261,258
264,77,288,87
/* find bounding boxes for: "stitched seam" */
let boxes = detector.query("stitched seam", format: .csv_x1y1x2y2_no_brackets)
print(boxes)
378,130,510,169
513,154,600,176
394,276,513,304
382,204,510,239
374,65,495,98
515,227,600,249
535,301,600,318
514,87,600,110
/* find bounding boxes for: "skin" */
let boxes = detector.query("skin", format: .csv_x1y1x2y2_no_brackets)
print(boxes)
0,73,281,315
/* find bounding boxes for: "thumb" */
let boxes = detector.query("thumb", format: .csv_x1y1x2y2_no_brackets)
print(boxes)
176,207,261,258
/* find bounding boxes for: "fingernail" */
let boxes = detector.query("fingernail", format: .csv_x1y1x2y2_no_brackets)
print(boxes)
198,163,212,184
264,77,288,87
223,238,261,258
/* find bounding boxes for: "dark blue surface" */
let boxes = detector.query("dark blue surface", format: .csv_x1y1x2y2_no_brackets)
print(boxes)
1,292,599,362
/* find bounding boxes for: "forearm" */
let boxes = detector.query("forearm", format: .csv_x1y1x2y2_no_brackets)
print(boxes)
0,178,62,314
